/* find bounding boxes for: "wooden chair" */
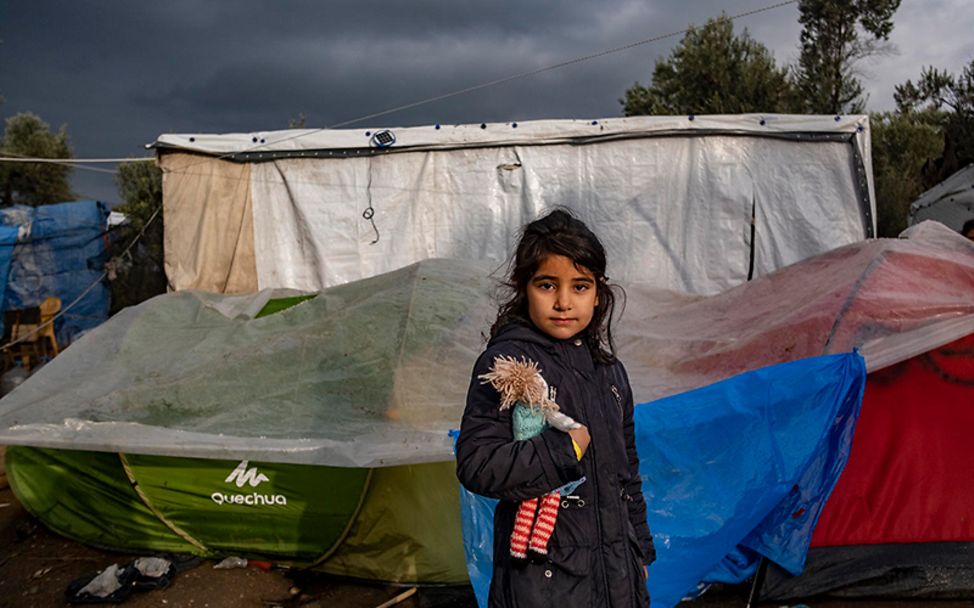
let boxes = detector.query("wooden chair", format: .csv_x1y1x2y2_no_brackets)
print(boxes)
5,297,61,371
8,311,39,372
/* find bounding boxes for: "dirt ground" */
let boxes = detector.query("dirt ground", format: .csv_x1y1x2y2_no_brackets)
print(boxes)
0,479,480,608
1,447,971,608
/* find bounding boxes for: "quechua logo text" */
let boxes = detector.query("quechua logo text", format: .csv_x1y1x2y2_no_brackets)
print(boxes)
211,460,287,506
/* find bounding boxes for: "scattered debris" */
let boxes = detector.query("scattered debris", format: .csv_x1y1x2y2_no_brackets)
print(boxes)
66,556,177,604
213,556,248,569
68,562,134,603
373,587,417,608
32,566,53,578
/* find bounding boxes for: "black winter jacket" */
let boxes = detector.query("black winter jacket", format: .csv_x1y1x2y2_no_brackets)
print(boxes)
456,323,655,608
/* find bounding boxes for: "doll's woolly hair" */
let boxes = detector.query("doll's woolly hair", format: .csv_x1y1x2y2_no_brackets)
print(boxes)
478,356,558,412
490,208,622,365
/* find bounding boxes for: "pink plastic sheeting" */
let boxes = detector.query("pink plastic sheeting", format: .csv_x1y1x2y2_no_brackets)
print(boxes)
618,221,974,403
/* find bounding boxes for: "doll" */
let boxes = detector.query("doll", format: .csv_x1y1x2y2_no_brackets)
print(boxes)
479,355,583,563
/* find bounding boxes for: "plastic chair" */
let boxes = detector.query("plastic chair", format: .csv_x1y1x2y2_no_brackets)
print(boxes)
37,296,61,358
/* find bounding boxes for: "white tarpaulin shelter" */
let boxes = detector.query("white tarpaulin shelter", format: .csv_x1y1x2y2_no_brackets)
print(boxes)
909,164,974,231
151,114,875,295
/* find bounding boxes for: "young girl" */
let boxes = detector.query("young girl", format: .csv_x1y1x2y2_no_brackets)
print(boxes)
456,209,654,608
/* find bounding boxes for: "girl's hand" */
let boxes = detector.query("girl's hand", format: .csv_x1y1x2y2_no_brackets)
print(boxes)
568,425,590,457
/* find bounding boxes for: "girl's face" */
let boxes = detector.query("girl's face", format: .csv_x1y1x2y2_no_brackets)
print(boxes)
526,254,598,341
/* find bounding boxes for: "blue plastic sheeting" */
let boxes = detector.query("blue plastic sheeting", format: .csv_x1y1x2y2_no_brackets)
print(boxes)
458,352,866,608
0,201,110,346
0,225,20,317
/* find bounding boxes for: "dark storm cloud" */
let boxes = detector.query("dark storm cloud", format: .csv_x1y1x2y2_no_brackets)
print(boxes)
1,1,970,202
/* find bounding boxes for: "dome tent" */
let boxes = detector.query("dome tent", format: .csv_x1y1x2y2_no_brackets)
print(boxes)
1,260,492,583
909,164,974,233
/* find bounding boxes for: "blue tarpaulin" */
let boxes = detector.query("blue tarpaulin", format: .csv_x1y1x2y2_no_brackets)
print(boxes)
0,225,20,313
459,352,867,608
0,201,110,346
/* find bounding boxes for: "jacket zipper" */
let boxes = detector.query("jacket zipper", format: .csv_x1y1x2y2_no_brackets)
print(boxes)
586,373,612,602
610,384,622,406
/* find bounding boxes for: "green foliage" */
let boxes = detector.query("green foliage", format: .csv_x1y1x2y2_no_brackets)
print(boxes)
110,161,167,313
871,58,974,236
870,111,944,236
621,17,799,116
0,112,74,206
893,59,974,185
795,0,901,114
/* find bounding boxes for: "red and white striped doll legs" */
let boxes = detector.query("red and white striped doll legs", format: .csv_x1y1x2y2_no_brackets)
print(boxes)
527,493,560,558
510,492,561,563
510,497,539,561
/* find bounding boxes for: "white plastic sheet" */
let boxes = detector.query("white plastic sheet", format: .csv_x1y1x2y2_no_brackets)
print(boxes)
155,115,874,295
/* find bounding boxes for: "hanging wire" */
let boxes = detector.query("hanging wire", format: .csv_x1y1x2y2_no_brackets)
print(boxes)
363,158,380,244
0,155,153,164
0,148,139,175
0,0,799,180
240,0,800,150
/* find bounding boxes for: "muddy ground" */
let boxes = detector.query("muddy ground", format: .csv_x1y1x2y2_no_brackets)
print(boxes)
1,449,971,608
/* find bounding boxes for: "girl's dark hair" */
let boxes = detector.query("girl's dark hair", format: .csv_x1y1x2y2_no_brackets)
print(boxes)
491,209,621,364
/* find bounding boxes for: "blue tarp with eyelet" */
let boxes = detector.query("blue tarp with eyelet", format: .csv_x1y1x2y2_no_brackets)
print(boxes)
458,351,866,608
0,201,110,346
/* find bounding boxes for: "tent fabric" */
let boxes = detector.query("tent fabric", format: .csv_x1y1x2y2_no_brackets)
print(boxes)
908,164,974,232
0,201,110,345
757,334,974,600
617,221,974,402
159,153,258,293
811,333,974,548
151,114,872,160
155,115,874,296
6,446,369,558
0,259,496,467
5,446,467,584
459,352,867,608
316,462,466,583
761,542,974,600
0,223,971,467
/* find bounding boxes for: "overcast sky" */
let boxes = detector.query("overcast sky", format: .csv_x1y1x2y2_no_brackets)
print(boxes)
2,0,972,205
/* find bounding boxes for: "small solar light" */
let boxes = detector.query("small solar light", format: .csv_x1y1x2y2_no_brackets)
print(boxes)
370,129,396,148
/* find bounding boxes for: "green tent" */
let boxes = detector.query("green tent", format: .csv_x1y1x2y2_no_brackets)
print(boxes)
0,260,496,583
6,448,464,582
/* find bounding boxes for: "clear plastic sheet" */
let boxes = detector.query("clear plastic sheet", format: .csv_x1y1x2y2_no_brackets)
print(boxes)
617,221,974,401
0,223,971,467
0,259,497,467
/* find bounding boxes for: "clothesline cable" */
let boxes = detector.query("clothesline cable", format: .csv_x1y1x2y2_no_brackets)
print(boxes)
0,148,152,176
0,156,154,164
323,0,800,132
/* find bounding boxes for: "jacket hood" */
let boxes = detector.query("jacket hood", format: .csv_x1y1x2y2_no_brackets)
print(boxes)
489,320,616,367
488,321,557,350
